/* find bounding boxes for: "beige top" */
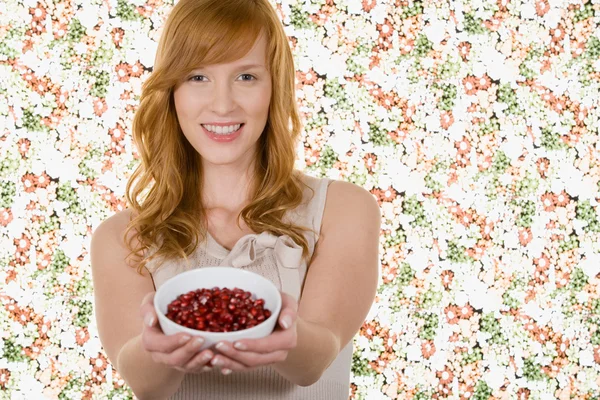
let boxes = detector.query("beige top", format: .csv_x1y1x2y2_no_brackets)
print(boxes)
146,172,353,400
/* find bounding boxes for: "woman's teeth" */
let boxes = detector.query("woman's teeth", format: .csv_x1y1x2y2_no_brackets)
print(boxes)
203,124,242,135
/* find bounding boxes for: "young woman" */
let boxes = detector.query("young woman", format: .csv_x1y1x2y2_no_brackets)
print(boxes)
90,0,381,398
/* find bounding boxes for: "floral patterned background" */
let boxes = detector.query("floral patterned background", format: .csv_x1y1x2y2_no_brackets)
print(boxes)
1,0,600,398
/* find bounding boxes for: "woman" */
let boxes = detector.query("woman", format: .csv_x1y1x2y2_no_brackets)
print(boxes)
90,0,381,398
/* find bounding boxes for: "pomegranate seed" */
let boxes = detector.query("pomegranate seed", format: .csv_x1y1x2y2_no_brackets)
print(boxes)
221,312,234,324
165,286,271,332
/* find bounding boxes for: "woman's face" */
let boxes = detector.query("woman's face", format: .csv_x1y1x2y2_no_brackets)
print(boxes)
173,33,272,168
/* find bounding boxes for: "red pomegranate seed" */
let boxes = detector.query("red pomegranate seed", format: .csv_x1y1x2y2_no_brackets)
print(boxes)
165,286,271,332
221,312,234,324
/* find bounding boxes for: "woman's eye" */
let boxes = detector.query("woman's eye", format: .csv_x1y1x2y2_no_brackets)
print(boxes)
188,74,256,82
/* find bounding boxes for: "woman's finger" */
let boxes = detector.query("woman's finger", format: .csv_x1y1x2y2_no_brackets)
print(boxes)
209,353,249,372
139,292,156,317
139,292,162,335
182,348,220,371
231,328,296,354
152,337,209,367
278,292,298,330
140,291,155,307
213,343,289,368
140,308,158,329
141,323,199,354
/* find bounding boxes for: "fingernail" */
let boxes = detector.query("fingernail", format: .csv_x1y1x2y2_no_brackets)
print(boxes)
202,366,212,372
281,316,291,329
211,357,223,367
144,315,155,327
234,342,246,350
192,338,204,348
215,342,228,351
179,335,191,344
222,368,232,375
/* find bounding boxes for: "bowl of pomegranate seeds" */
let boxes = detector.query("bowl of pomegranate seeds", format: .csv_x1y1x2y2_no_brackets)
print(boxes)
153,266,282,349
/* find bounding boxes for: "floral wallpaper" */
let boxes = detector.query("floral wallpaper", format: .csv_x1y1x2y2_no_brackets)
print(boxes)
1,0,600,398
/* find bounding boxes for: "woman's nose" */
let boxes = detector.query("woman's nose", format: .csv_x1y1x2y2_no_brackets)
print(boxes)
210,83,236,114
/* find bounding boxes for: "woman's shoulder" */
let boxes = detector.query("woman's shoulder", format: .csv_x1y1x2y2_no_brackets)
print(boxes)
92,208,140,249
322,179,379,223
295,169,371,200
294,169,329,184
319,179,380,243
96,208,135,233
294,169,336,197
294,170,376,225
325,179,374,203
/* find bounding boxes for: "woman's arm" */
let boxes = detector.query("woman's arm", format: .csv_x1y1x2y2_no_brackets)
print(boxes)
117,334,186,400
272,180,381,385
91,210,186,400
270,315,340,386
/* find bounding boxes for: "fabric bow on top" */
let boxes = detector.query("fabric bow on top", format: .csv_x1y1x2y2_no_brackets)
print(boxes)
217,231,304,301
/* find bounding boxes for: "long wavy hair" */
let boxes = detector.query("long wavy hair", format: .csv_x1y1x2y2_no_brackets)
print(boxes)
124,0,316,275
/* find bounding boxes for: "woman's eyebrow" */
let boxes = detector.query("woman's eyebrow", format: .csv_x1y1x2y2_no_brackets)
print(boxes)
193,64,265,71
233,63,265,70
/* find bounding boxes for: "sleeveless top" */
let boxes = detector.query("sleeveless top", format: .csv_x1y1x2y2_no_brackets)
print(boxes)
145,172,353,400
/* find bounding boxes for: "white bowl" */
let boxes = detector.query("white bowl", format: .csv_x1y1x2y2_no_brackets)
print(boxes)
154,266,282,350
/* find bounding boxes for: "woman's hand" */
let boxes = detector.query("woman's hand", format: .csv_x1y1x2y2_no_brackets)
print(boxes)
139,292,217,374
207,291,299,373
